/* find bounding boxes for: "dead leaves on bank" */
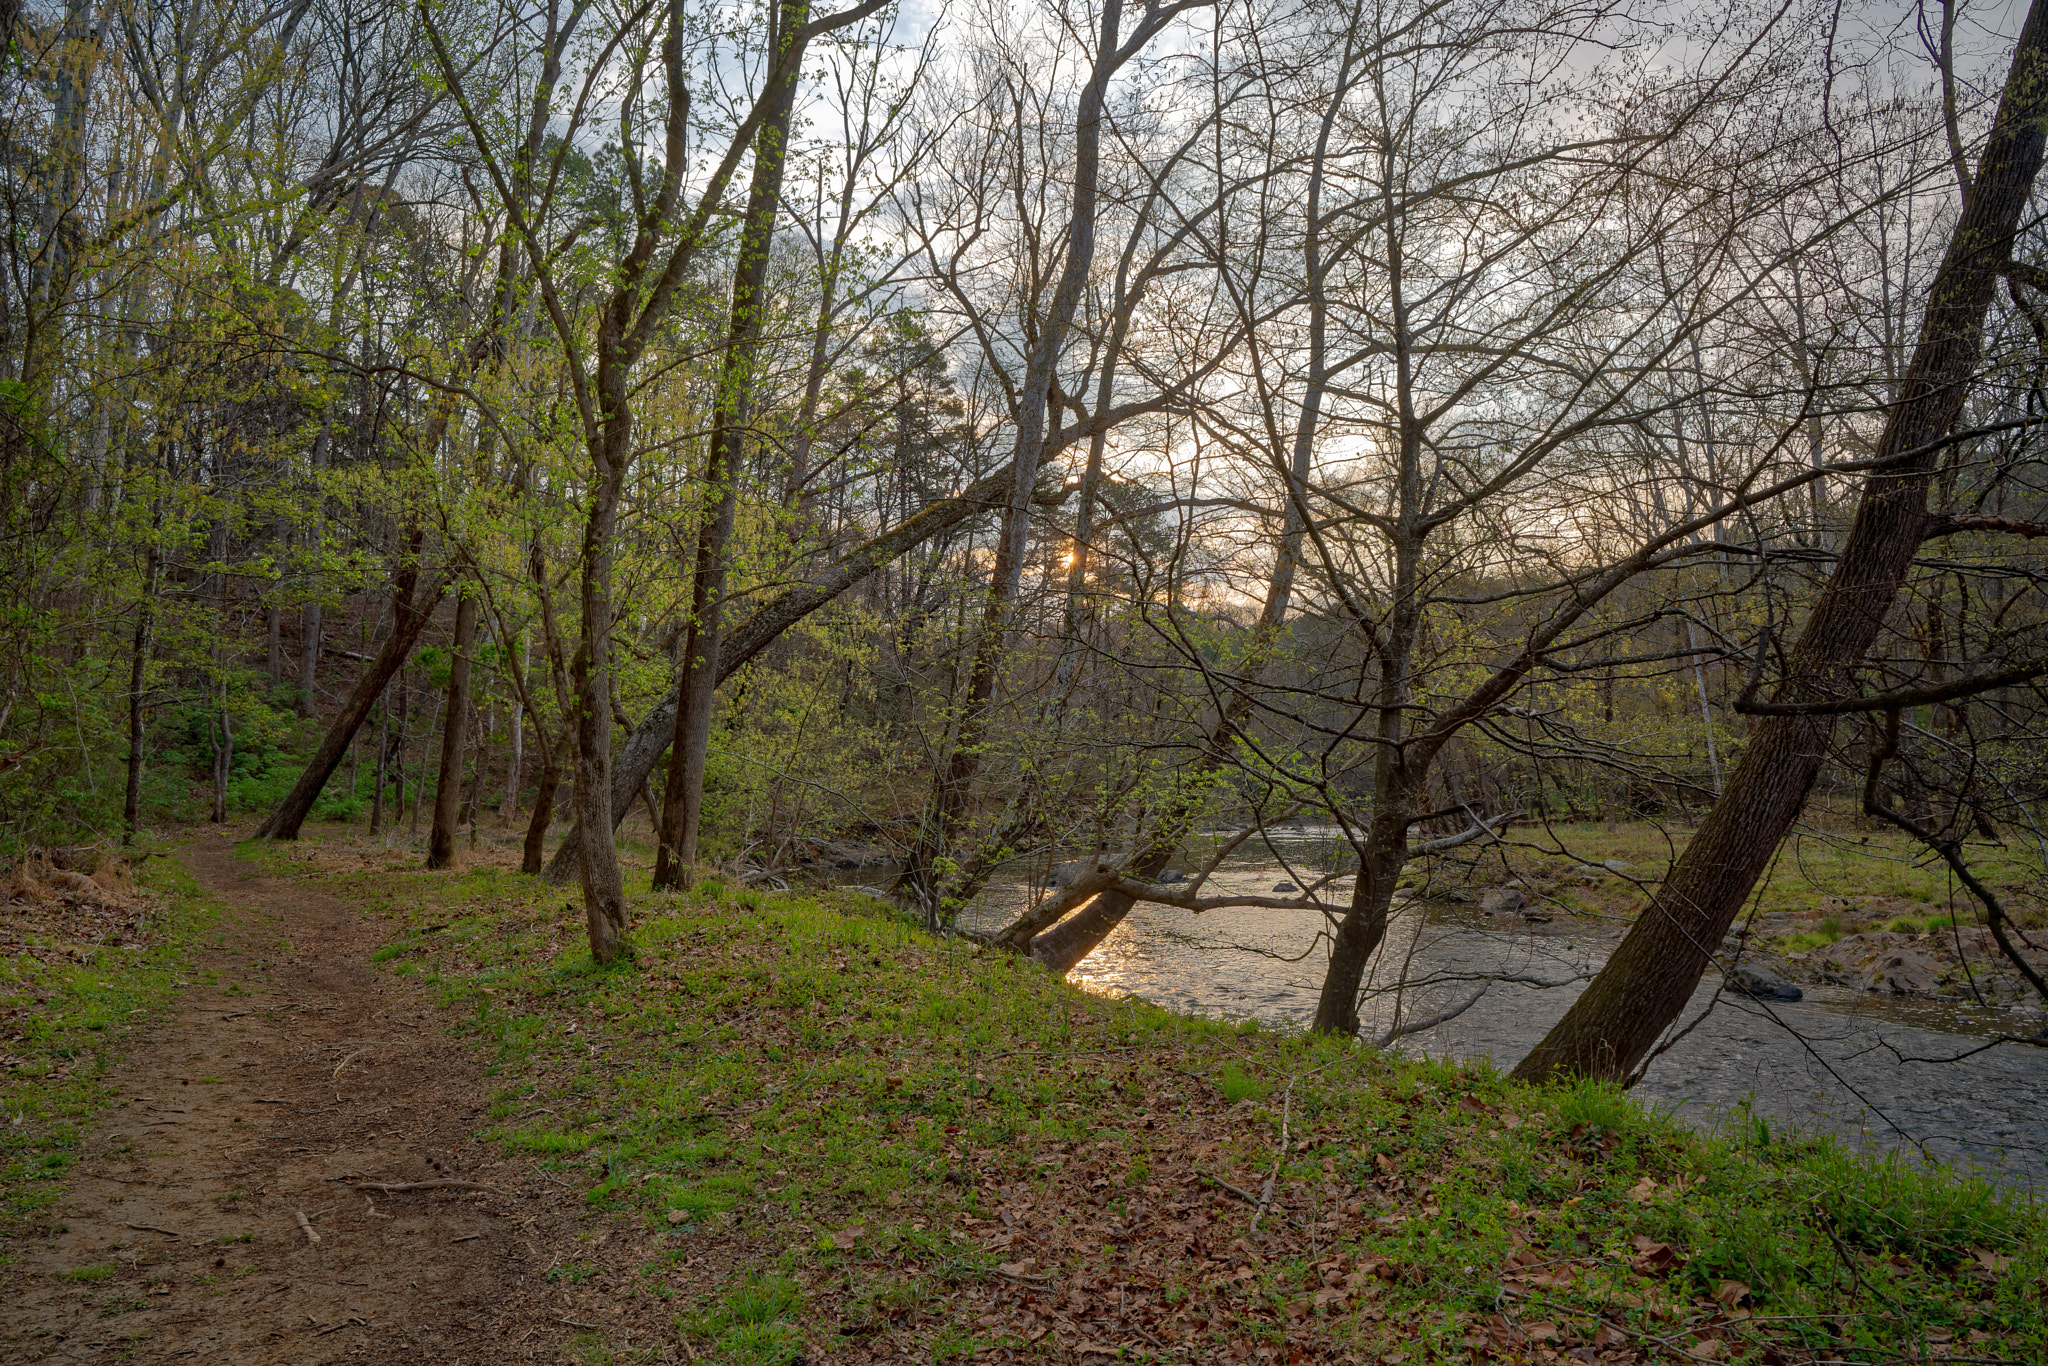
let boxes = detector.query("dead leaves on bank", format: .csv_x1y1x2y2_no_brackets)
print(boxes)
1,847,158,968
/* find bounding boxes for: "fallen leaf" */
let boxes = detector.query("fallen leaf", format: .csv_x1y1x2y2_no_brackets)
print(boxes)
1630,1236,1684,1275
1525,1322,1560,1342
1458,1095,1493,1115
1628,1175,1659,1203
1713,1279,1751,1308
829,1225,863,1249
665,1208,691,1225
1688,1339,1724,1360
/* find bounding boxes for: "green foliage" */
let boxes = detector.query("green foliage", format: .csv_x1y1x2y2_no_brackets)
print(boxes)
683,1273,804,1364
1217,1062,1269,1105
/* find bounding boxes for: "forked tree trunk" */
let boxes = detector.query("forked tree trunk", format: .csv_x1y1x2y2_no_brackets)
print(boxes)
426,587,478,869
655,14,805,889
1513,0,2048,1083
1013,37,1354,969
897,0,1122,915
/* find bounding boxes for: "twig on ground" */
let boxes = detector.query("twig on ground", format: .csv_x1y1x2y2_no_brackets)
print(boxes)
1197,1172,1264,1206
294,1210,320,1245
125,1222,184,1239
1251,1086,1292,1232
348,1179,505,1195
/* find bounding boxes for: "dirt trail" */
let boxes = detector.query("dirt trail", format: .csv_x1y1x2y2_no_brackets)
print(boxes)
2,836,662,1365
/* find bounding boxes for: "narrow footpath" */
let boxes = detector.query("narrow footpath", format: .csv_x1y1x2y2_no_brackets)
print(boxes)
3,836,667,1365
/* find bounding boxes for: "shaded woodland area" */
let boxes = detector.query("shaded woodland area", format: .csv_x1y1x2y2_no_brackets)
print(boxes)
2,0,2045,1081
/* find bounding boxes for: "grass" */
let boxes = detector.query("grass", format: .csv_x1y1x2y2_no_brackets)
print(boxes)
0,851,219,1240
251,841,2048,1366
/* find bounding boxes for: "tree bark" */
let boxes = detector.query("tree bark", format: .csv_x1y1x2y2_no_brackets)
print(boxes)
655,9,806,889
540,454,1040,885
1013,34,1350,969
122,546,157,842
522,722,572,875
1513,0,2048,1084
426,587,478,869
897,0,1124,914
254,561,452,840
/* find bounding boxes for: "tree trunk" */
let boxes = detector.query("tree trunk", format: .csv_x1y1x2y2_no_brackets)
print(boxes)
122,546,157,843
466,699,491,844
522,722,572,875
573,341,634,961
541,454,1037,886
655,18,805,889
1011,39,1353,968
210,706,232,824
427,587,478,869
897,0,1121,913
504,630,526,823
254,561,451,840
369,689,390,834
1513,0,2048,1084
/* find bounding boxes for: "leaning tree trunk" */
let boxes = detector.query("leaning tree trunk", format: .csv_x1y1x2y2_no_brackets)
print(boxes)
426,586,478,869
254,559,451,840
540,455,1033,886
1513,0,2048,1084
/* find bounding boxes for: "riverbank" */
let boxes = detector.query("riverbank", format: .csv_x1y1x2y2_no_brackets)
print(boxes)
231,836,2047,1362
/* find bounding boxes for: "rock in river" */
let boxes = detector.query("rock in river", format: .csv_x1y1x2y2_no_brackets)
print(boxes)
1048,858,1114,888
1726,962,1802,1002
1481,887,1526,915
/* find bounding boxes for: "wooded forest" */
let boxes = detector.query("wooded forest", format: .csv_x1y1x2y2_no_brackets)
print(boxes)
3,0,2046,1086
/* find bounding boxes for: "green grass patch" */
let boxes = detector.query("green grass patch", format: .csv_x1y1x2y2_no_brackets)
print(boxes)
293,849,2048,1363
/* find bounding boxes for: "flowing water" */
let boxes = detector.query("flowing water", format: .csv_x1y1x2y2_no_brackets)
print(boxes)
829,829,2048,1188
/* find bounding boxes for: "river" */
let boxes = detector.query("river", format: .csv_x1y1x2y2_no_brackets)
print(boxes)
909,829,2048,1190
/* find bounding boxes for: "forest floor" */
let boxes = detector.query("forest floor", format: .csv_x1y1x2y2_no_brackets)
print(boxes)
0,834,696,1363
3,828,2046,1366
